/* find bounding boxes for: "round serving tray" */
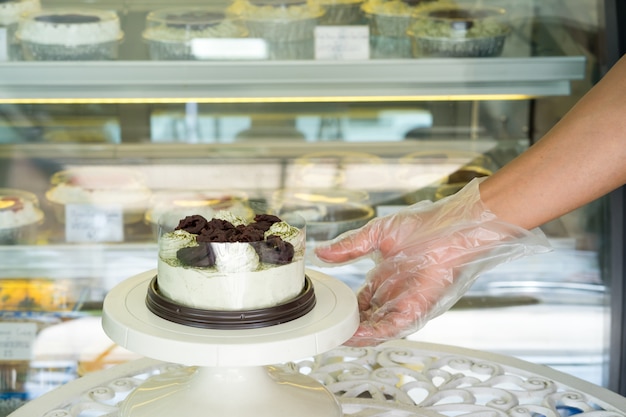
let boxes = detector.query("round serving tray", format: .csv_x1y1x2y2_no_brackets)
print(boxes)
102,269,359,367
146,275,316,330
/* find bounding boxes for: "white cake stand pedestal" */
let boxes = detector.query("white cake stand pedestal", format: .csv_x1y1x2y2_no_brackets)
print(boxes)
102,269,360,417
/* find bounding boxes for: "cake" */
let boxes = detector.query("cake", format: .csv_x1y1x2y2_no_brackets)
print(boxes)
0,0,40,60
143,7,247,60
408,5,510,57
157,211,306,311
16,8,123,60
0,189,44,245
398,150,496,204
272,189,374,241
362,0,443,37
318,0,364,25
228,0,324,42
45,167,151,224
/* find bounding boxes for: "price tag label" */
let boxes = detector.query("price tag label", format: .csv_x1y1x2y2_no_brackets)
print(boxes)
0,28,8,61
314,25,369,60
0,323,37,361
65,204,124,243
191,38,269,60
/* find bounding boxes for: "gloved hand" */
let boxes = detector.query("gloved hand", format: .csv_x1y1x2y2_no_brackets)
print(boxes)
314,178,551,347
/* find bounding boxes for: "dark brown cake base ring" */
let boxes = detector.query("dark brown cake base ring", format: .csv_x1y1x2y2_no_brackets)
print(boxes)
146,275,316,329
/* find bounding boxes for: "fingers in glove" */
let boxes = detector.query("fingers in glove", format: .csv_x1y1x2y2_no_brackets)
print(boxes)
314,225,378,263
348,259,454,346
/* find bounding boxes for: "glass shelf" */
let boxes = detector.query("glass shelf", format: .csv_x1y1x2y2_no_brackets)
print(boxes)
0,56,585,101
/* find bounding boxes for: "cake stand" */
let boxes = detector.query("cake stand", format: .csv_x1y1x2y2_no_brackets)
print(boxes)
102,268,360,417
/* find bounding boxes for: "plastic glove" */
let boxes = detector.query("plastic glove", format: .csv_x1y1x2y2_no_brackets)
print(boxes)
314,178,551,347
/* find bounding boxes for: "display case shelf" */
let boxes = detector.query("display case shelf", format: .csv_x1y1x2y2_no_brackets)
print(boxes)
0,56,586,101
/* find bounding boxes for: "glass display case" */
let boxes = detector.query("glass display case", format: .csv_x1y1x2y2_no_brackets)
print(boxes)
0,0,621,411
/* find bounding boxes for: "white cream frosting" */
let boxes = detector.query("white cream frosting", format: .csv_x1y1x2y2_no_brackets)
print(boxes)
17,9,123,46
0,199,43,229
159,230,198,261
213,242,260,273
0,0,40,26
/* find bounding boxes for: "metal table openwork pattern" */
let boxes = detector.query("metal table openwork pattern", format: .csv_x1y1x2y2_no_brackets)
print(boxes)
8,339,626,417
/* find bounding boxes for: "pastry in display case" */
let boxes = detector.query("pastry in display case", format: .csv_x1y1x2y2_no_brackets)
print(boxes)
408,3,510,57
0,278,89,313
15,8,123,60
0,189,44,245
228,0,325,42
318,0,365,25
362,0,443,37
398,150,496,203
289,151,389,188
45,167,151,226
271,188,374,241
142,7,247,61
0,0,40,60
288,151,393,205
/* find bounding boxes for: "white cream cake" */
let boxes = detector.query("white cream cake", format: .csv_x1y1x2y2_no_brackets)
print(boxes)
45,168,151,224
16,8,122,46
157,211,306,311
47,168,150,204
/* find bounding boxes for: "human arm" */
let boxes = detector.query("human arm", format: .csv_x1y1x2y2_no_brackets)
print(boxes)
481,54,626,229
315,54,626,346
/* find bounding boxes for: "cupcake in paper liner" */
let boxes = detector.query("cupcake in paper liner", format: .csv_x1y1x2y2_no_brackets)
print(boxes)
143,7,247,60
408,4,510,57
362,0,445,37
228,0,325,42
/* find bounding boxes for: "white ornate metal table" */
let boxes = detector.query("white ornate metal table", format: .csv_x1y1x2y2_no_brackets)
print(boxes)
8,338,626,417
